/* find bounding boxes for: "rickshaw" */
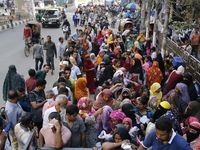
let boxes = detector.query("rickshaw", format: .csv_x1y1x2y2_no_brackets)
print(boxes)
118,18,134,32
35,8,46,22
24,21,44,57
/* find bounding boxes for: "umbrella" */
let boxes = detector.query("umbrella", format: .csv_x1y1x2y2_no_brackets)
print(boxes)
126,3,141,10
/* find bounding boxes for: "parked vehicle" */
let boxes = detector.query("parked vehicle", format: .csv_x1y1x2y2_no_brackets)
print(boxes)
41,9,62,28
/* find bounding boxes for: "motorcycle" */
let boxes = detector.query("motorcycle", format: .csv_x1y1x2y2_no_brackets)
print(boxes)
62,26,70,40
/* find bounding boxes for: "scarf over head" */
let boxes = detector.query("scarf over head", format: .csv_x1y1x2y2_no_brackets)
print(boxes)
93,89,114,110
110,110,126,121
184,101,200,121
175,83,190,104
146,61,163,89
78,97,95,121
3,65,25,101
75,78,88,101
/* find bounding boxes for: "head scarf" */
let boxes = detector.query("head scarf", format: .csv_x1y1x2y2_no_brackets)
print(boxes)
121,88,131,99
99,105,113,131
184,101,200,121
150,82,162,104
90,53,97,64
120,99,132,107
129,58,143,81
112,77,120,85
93,89,114,110
187,121,200,143
75,78,88,101
122,104,136,125
110,110,126,121
182,74,198,101
103,54,109,62
113,70,124,78
154,101,171,120
3,65,25,101
176,83,190,104
78,97,95,121
113,127,131,141
176,65,184,75
155,53,165,77
187,117,199,125
122,117,133,129
146,61,163,89
134,53,142,60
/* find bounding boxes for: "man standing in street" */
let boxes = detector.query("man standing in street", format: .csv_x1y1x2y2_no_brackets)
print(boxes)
5,89,24,149
29,79,47,132
26,69,37,93
191,28,200,59
57,37,65,62
35,64,50,80
8,13,14,29
33,39,44,71
43,35,57,75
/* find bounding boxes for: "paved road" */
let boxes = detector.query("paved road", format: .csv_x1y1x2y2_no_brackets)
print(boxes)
0,5,77,106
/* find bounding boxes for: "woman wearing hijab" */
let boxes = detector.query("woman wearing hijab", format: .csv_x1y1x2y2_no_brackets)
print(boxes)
149,82,162,106
122,103,137,127
129,58,144,83
84,55,96,94
110,110,126,126
3,65,25,101
90,53,97,64
182,117,199,134
91,37,100,56
75,77,89,102
164,65,184,95
155,53,165,78
163,83,190,121
183,121,200,149
181,74,198,101
102,127,138,150
184,101,200,121
146,61,163,89
93,89,115,110
77,97,103,148
130,73,143,93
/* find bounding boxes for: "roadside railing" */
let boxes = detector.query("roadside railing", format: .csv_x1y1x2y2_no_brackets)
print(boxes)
157,31,200,85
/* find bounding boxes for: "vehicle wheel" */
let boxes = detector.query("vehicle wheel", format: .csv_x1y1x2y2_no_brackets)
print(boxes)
24,46,30,57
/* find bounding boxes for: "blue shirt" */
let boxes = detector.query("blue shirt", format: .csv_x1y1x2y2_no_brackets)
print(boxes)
142,130,192,150
134,106,153,119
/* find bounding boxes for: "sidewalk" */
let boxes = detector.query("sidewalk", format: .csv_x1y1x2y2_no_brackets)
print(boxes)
0,8,34,32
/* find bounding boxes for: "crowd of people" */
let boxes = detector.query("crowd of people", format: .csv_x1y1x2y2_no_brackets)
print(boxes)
1,3,200,150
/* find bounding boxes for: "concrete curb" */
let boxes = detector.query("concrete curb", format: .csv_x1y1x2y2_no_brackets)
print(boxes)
0,18,34,32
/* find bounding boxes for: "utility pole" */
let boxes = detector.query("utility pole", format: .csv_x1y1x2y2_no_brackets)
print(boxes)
140,0,146,32
161,0,170,58
152,0,159,47
145,0,152,38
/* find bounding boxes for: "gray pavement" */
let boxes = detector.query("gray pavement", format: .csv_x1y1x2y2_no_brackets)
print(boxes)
0,5,76,107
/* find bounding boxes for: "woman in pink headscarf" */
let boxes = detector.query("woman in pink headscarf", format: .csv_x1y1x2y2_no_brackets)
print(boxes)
77,97,103,148
93,89,115,110
131,73,143,93
109,110,126,126
182,117,199,134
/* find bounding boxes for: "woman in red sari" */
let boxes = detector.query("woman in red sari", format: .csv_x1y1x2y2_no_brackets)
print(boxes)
84,55,96,94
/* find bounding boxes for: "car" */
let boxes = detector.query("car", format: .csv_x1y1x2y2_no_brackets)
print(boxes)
41,9,61,28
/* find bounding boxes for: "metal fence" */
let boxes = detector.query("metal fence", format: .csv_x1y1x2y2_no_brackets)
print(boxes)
157,32,200,85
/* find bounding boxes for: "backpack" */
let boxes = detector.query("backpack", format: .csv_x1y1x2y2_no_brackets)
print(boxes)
29,91,45,123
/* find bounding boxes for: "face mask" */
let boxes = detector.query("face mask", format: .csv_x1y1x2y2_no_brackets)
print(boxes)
122,95,130,99
154,107,167,120
47,98,54,104
186,131,199,142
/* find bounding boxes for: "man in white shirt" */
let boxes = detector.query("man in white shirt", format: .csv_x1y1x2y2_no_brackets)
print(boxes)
43,94,68,127
57,37,65,61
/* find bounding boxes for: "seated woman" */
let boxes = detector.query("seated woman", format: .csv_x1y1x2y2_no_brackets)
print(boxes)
101,127,138,150
93,89,115,110
163,83,190,121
